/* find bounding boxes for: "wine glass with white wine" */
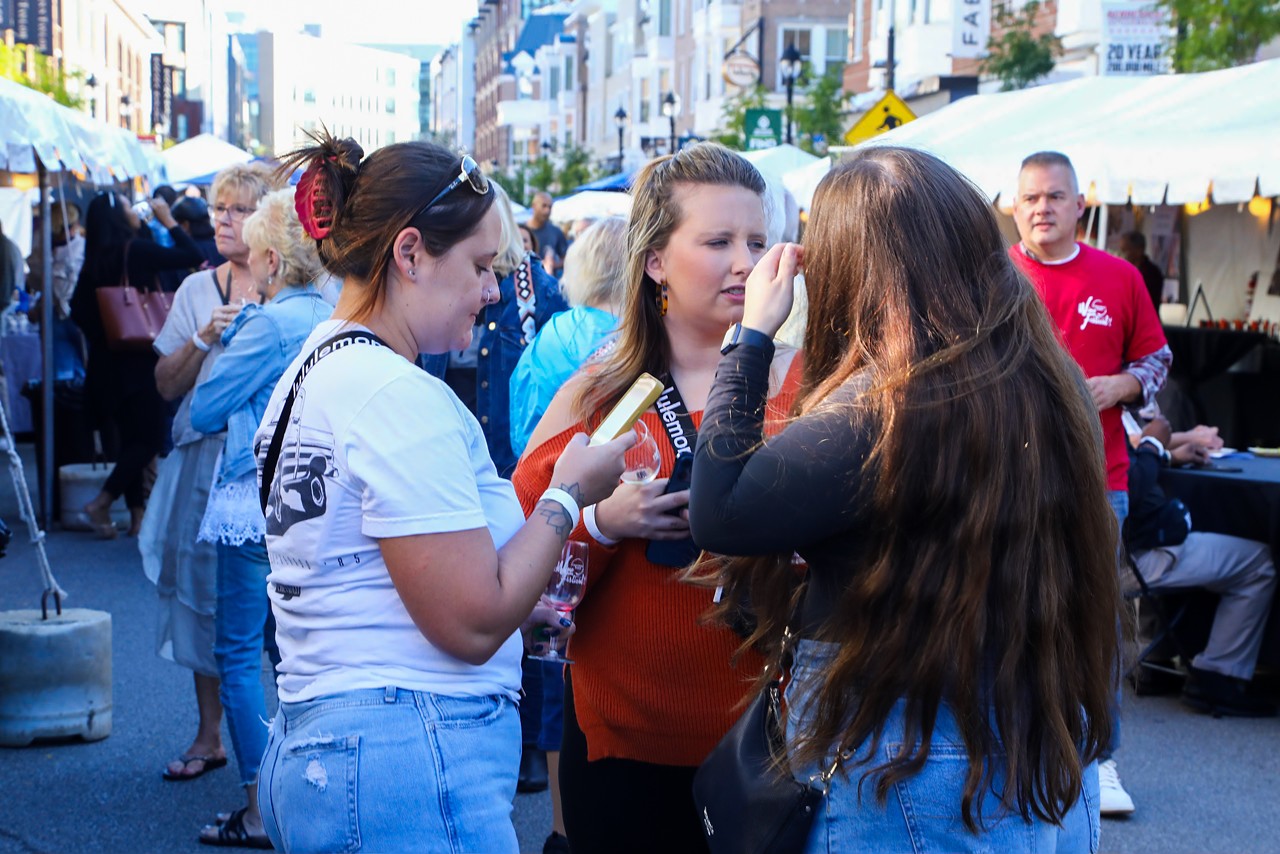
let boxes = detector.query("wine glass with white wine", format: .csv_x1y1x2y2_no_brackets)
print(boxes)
620,420,661,484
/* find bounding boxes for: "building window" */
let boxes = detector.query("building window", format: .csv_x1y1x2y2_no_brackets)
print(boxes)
564,56,573,91
640,77,650,122
825,29,848,67
387,69,396,87
549,66,560,99
658,0,672,37
385,97,395,114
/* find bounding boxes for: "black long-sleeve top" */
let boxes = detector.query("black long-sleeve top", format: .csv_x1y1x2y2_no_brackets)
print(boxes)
689,342,875,634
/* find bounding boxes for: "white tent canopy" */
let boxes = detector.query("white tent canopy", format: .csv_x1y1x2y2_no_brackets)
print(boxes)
862,58,1280,205
548,190,632,221
742,144,821,184
0,76,158,182
160,133,254,184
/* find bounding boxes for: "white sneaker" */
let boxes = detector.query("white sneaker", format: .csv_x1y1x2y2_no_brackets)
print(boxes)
1098,758,1135,816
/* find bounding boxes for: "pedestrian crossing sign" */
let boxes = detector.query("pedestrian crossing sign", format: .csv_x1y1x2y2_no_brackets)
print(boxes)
843,92,916,145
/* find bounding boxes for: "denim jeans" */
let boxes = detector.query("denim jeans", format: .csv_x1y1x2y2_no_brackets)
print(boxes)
785,640,1100,853
215,539,278,787
258,687,521,853
1105,489,1129,760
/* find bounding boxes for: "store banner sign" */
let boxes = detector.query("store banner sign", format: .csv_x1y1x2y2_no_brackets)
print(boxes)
14,0,54,54
744,109,783,150
151,54,174,132
1101,1,1170,75
0,0,14,32
952,0,991,60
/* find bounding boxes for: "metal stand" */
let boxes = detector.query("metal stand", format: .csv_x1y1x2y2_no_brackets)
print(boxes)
1186,281,1213,327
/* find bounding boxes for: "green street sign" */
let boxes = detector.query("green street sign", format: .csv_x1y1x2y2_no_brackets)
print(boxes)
744,108,783,150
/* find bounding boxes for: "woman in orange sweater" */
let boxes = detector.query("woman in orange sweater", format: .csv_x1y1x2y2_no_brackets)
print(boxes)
512,142,802,854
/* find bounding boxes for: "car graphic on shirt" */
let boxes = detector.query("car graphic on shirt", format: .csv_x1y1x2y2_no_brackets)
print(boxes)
263,389,336,536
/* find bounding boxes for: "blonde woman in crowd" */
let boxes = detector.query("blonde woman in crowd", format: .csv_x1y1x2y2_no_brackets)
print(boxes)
141,162,277,782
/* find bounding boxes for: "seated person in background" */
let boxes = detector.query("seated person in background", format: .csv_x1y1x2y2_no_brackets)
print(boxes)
1126,415,1277,718
1118,232,1165,312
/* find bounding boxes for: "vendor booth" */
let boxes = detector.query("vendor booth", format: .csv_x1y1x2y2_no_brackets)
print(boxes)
0,75,162,526
860,58,1280,447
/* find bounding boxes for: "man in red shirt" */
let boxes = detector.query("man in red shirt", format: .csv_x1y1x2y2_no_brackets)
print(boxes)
1010,151,1172,819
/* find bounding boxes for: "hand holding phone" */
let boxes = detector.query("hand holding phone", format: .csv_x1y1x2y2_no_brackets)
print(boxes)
589,373,664,446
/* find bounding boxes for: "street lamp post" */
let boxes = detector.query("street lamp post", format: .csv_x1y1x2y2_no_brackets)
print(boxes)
85,74,98,118
661,91,681,155
780,42,803,146
613,105,628,171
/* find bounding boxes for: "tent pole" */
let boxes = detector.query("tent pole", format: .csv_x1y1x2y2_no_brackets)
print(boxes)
1096,203,1109,251
37,161,54,529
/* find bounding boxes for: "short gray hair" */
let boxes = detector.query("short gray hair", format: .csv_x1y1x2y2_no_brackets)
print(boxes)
561,216,628,310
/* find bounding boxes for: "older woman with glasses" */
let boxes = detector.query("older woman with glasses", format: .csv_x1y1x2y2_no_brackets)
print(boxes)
139,162,278,783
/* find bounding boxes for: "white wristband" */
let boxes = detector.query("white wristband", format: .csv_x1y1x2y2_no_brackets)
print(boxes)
539,488,580,527
191,330,212,352
583,504,619,546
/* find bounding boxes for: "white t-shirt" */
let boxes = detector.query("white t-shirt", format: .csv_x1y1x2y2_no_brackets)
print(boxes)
255,320,526,703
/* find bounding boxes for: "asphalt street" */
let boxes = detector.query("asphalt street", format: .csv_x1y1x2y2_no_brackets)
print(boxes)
0,442,1276,853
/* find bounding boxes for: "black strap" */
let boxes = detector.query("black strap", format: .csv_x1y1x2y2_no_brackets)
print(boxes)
259,330,390,513
654,372,697,458
214,266,231,305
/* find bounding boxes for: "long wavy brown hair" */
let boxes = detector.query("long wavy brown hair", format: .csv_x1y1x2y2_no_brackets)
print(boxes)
713,147,1119,831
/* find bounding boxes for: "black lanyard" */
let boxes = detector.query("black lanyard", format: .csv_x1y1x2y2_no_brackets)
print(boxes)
259,330,390,513
654,372,697,458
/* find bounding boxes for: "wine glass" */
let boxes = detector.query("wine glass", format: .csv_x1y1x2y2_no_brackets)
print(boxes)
528,540,589,664
620,420,662,484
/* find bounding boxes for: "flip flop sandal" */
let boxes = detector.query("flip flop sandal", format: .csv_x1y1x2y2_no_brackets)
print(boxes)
199,807,273,849
162,753,228,781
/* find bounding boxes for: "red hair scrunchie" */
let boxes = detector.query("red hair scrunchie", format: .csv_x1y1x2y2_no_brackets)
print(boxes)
296,158,336,240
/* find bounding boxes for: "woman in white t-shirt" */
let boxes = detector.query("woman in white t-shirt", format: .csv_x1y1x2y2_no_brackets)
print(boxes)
253,133,630,854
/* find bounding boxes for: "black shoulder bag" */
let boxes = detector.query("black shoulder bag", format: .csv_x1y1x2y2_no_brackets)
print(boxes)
646,373,703,568
692,630,843,854
259,330,390,514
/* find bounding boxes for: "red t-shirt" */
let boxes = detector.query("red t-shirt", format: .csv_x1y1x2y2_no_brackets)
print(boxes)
1009,242,1167,491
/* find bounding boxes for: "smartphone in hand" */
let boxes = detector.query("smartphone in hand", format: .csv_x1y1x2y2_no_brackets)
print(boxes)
589,373,664,446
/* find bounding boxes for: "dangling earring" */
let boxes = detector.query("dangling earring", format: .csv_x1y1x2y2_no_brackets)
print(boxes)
656,280,668,316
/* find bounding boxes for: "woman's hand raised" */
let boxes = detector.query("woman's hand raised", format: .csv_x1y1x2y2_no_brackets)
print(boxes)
548,432,633,510
741,242,803,339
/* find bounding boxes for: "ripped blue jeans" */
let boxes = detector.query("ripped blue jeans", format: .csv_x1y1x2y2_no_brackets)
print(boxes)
257,687,521,853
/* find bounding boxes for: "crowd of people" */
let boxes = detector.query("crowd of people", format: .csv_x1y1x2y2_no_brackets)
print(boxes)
4,133,1274,854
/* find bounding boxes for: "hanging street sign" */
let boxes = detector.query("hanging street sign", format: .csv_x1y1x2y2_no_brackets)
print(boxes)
722,50,761,89
843,91,916,146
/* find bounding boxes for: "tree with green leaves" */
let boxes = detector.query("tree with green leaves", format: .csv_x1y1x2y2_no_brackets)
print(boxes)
712,84,769,150
1159,0,1280,72
0,45,84,109
556,143,594,193
527,156,557,196
793,64,848,154
983,1,1062,91
490,164,528,207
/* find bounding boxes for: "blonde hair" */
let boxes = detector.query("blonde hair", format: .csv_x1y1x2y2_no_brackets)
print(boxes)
210,162,277,209
576,142,765,422
561,216,628,310
491,182,527,278
242,188,323,287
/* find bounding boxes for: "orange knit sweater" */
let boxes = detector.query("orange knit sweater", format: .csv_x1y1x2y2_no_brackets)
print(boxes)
511,356,804,766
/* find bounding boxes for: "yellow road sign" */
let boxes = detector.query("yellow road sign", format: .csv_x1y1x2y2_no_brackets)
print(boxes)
843,91,916,146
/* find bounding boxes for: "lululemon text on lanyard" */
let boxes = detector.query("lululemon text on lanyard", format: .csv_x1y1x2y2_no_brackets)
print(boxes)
259,330,391,513
654,372,697,457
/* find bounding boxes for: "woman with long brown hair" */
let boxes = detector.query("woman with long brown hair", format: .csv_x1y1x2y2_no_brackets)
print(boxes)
512,142,804,853
689,146,1118,850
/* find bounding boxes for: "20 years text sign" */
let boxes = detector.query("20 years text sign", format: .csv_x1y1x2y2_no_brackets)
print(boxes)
1101,1,1170,76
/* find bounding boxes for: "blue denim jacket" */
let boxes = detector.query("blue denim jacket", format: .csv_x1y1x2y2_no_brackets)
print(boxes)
419,254,567,478
190,284,332,485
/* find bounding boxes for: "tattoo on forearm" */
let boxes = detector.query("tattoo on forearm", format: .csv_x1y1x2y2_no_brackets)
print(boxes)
537,501,573,537
556,481,586,508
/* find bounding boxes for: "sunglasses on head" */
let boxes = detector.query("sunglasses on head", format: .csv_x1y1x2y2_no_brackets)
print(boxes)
415,155,490,219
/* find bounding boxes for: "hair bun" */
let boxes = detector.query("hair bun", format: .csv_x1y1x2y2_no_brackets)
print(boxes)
289,130,364,241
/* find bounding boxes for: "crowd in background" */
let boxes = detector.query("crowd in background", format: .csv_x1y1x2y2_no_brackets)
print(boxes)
1,136,1273,854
